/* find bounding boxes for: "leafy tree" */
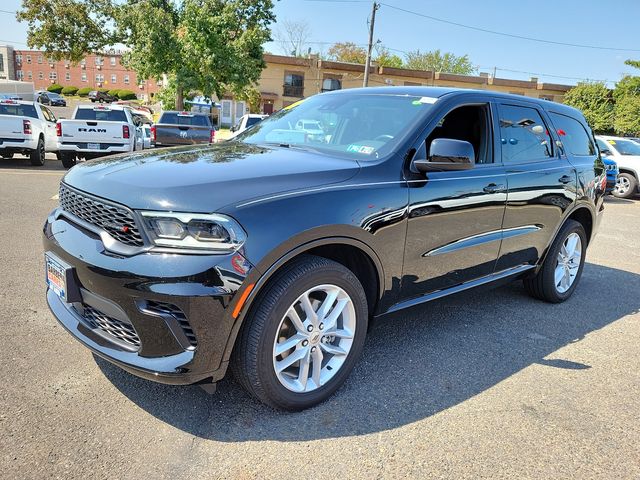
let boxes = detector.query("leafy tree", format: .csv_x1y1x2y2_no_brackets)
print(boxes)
614,95,640,135
18,0,276,109
614,75,640,100
374,46,403,68
274,19,311,57
563,82,614,133
625,59,640,69
404,49,475,75
47,83,63,93
327,42,367,64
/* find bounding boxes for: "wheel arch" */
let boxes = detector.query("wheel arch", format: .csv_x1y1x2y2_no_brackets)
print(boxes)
618,167,639,181
221,236,385,366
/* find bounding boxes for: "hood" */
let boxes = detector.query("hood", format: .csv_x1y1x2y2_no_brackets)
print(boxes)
62,142,360,213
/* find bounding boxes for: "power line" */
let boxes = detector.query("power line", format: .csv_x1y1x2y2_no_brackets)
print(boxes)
379,3,640,52
0,9,16,15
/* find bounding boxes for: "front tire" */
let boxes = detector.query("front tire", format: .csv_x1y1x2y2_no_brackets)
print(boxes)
1,152,13,159
232,255,368,410
29,137,46,166
524,219,586,303
612,173,637,199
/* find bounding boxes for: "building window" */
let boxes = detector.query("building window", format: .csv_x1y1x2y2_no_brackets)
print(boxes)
37,54,43,64
124,74,130,84
283,72,304,97
49,72,57,80
110,57,116,66
26,54,31,64
80,59,86,66
65,72,71,81
111,74,117,84
16,54,22,64
321,76,342,92
27,71,32,80
17,71,24,81
95,73,104,83
81,72,87,82
0,53,4,74
38,71,44,80
95,56,104,65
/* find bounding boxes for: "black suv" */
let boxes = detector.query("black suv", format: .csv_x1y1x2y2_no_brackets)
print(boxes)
88,90,116,103
43,87,605,410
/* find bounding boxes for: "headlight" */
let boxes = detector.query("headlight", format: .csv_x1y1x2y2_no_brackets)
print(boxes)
140,211,246,253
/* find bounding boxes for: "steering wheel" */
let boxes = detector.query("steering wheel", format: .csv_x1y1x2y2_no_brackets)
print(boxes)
374,134,394,141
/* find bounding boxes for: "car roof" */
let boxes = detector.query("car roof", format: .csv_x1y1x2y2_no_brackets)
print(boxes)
322,86,586,119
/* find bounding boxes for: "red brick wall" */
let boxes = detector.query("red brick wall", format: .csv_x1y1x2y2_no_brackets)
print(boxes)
12,50,162,99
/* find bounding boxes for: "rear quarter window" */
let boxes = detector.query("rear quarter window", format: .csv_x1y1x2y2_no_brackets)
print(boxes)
0,104,38,119
159,112,211,127
549,112,596,156
74,108,127,122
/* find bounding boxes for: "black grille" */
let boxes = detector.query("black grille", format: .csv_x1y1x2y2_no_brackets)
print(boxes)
79,305,141,349
59,183,144,247
145,301,197,347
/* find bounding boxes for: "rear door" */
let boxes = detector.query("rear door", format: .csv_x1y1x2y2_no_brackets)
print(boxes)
39,105,58,149
495,102,576,271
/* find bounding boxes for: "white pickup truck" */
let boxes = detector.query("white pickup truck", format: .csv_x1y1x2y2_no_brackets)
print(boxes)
0,99,59,166
56,104,142,168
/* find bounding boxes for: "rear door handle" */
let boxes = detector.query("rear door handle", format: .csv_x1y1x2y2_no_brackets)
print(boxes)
483,183,506,194
558,175,572,184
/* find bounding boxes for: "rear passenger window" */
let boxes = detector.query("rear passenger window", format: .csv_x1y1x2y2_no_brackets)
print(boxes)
498,105,553,163
549,112,595,156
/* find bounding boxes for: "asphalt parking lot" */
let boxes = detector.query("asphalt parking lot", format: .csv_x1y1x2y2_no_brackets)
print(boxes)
0,156,639,479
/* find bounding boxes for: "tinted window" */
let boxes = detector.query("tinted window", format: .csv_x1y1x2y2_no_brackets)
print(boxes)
549,113,595,156
605,138,640,156
159,112,211,127
41,106,55,122
0,103,38,119
499,105,553,163
245,117,262,127
74,108,127,122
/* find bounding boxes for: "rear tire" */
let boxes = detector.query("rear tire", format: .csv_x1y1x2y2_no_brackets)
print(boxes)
1,152,13,159
60,152,76,169
29,137,46,166
524,219,586,303
232,255,368,410
612,173,637,199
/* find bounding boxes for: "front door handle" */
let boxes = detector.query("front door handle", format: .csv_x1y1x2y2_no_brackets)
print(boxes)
558,175,572,184
483,183,506,193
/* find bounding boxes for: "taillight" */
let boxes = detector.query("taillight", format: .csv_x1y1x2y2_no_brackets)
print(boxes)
55,122,62,137
150,125,156,142
210,129,215,143
123,125,130,139
23,119,32,134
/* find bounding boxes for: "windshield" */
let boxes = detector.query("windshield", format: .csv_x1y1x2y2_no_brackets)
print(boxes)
48,93,62,99
159,112,211,127
74,108,127,122
0,103,38,118
237,93,436,159
608,138,640,156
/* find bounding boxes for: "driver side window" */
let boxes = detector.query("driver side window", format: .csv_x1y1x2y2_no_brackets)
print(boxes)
424,104,493,164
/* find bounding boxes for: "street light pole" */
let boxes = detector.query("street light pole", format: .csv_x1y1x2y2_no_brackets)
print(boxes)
363,1,379,88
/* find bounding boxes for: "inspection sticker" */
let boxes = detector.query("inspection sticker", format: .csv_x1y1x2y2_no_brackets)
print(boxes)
347,144,375,154
419,96,438,104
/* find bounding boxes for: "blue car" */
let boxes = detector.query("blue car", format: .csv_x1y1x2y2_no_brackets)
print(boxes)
601,155,619,194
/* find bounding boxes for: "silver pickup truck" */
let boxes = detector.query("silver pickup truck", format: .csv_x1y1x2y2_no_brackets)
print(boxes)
151,111,215,147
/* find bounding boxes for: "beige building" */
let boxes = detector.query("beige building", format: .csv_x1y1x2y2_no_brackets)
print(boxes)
253,54,571,115
0,45,16,81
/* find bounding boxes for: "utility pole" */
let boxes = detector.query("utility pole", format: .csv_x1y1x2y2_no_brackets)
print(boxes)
363,1,379,87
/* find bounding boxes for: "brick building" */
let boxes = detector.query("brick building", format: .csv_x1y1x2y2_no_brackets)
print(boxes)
11,48,162,100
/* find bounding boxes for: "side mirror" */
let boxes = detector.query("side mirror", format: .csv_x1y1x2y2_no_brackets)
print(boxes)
413,138,475,173
600,149,612,157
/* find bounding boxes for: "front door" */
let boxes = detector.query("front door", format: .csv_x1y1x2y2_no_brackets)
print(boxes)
401,101,507,300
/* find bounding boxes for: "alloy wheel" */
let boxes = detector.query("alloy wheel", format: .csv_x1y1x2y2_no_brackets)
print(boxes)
554,232,582,294
614,176,630,196
272,284,356,393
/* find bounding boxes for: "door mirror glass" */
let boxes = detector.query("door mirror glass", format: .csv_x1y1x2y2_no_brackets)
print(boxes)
414,138,475,172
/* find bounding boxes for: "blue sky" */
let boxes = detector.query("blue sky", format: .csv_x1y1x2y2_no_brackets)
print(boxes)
2,0,639,87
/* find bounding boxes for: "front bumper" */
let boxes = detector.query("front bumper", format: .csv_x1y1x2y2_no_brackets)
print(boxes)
606,171,618,193
43,211,255,385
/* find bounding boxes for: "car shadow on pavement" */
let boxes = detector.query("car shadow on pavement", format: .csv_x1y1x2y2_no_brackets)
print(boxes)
95,262,640,441
0,156,65,172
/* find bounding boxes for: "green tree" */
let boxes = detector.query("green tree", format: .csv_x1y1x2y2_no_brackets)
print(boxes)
404,49,475,75
563,82,614,133
374,46,403,68
614,95,640,135
18,0,275,109
327,42,367,64
614,75,640,100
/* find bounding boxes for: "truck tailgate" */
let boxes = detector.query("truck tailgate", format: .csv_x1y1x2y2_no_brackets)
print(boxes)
0,115,27,142
155,124,211,145
59,120,128,144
